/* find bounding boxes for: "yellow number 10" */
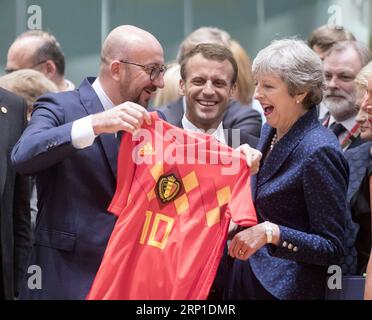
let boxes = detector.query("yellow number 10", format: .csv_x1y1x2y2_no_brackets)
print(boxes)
139,211,174,250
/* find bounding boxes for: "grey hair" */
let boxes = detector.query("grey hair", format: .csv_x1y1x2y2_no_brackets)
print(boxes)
325,40,372,68
253,39,324,109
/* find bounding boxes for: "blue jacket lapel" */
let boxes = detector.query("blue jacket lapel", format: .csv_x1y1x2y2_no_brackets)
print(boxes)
78,77,119,178
254,107,319,190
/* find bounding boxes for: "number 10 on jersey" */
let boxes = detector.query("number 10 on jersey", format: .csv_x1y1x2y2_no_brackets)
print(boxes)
139,211,174,250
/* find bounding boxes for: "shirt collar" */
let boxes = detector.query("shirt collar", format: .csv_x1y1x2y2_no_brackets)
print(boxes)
181,113,226,144
182,96,187,113
328,115,357,132
92,78,115,111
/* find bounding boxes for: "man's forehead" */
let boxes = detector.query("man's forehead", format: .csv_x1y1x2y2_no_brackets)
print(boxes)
188,55,231,69
129,46,164,65
324,48,362,71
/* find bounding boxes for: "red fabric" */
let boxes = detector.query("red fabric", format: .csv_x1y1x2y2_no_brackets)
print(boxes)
87,113,257,300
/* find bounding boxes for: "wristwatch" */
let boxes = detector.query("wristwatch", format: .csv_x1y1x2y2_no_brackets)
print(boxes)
264,221,273,244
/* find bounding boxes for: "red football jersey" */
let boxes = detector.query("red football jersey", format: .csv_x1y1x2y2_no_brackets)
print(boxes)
87,113,257,300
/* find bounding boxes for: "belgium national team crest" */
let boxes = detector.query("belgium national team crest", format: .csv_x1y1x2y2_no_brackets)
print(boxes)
156,174,182,204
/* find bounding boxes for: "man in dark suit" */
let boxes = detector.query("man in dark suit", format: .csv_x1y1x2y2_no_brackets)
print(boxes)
159,44,261,148
0,87,31,299
11,25,166,299
323,40,371,151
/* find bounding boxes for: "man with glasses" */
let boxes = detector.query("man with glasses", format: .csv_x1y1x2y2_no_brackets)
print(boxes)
6,30,75,92
11,25,165,299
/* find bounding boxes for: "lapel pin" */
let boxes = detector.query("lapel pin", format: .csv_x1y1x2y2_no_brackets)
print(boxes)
1,106,8,114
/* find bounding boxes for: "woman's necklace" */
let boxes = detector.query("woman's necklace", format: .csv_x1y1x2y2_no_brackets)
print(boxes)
270,133,278,151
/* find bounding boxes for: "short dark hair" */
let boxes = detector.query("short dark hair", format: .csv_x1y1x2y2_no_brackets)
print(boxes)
17,30,65,76
308,25,355,52
180,43,238,85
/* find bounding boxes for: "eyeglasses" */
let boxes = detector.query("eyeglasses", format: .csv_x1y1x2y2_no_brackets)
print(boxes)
6,60,48,74
119,60,166,81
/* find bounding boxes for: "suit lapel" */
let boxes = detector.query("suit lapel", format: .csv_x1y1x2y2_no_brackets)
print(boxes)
255,108,319,189
0,95,9,199
78,77,119,178
166,98,184,126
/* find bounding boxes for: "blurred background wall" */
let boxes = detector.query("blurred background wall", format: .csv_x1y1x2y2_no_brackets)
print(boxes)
0,0,371,85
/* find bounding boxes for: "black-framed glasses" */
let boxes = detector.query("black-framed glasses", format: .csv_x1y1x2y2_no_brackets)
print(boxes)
119,60,166,81
5,60,48,74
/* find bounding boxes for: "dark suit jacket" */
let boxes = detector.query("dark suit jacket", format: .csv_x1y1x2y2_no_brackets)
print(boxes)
158,98,262,148
11,78,122,300
229,107,349,300
0,88,31,299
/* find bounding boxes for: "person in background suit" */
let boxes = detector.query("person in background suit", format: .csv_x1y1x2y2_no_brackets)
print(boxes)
11,25,165,299
0,69,58,233
6,30,75,92
323,41,371,151
225,39,348,300
0,87,31,299
308,25,356,61
0,69,58,122
350,70,372,299
307,25,356,121
345,62,372,276
355,72,372,299
229,39,265,124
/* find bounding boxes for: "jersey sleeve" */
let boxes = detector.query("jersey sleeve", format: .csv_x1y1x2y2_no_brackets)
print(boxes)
226,159,257,227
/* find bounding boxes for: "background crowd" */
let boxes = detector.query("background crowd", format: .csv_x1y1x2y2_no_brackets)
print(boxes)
1,2,372,301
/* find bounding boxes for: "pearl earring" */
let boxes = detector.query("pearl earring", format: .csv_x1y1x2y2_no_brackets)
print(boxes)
296,100,300,104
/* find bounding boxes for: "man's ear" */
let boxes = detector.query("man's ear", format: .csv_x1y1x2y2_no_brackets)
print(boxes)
110,60,122,81
229,83,237,98
179,78,185,96
44,60,57,77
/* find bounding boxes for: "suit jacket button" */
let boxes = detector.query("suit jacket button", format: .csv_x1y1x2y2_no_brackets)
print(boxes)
1,106,8,114
282,241,288,248
288,244,294,250
293,246,299,252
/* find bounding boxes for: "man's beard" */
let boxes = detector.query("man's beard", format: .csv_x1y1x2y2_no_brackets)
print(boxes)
324,89,358,122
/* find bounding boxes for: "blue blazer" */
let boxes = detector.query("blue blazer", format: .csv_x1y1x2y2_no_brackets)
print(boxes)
230,107,349,300
11,78,122,299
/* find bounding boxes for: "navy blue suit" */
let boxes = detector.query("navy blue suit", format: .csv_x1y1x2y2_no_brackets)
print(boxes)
227,107,348,300
11,78,124,299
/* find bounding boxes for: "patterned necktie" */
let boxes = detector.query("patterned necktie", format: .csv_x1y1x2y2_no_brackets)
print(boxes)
330,122,347,137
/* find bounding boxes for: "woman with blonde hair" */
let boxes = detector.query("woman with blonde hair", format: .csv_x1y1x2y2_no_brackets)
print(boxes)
349,62,372,299
0,69,58,120
151,62,181,107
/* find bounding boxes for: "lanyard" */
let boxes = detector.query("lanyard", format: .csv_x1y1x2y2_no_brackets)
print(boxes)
340,123,360,150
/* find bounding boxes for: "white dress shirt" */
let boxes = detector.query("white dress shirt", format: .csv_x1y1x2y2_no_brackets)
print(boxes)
182,96,227,144
181,113,227,145
71,78,115,149
328,115,358,144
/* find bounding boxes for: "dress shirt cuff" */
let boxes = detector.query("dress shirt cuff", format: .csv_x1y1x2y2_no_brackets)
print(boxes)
71,115,96,149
